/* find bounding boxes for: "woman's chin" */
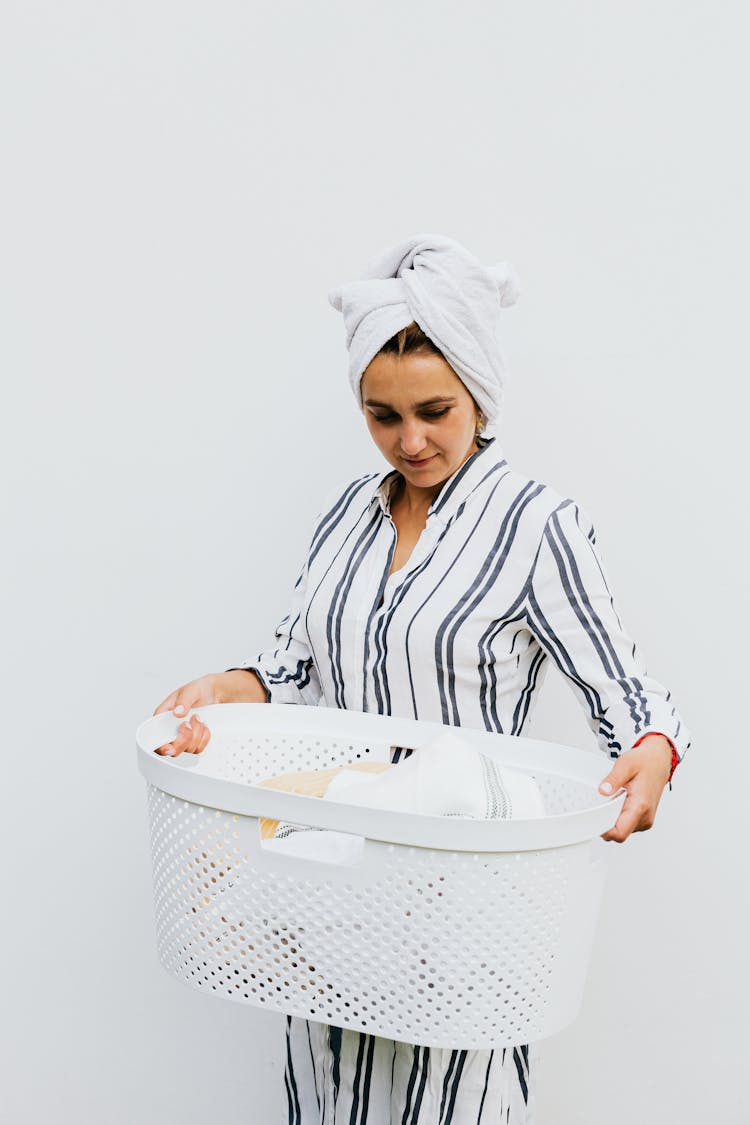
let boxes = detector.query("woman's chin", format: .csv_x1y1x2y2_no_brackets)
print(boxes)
400,461,451,493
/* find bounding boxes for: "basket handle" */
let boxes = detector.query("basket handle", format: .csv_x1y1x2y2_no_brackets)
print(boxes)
251,818,370,870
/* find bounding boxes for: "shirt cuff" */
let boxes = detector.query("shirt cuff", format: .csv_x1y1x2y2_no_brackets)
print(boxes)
225,666,272,702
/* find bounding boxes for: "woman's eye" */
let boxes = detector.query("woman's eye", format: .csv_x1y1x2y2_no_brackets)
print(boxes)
372,409,449,424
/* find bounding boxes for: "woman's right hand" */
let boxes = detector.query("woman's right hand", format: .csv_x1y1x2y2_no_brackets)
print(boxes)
152,673,221,757
152,669,268,757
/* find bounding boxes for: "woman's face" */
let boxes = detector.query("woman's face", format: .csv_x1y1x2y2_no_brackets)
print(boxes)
361,349,481,499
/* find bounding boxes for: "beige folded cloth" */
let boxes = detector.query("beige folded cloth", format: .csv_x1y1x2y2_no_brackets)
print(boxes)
258,760,391,840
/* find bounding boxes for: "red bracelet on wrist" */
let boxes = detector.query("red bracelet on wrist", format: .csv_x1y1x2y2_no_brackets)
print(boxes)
669,745,679,781
631,732,680,782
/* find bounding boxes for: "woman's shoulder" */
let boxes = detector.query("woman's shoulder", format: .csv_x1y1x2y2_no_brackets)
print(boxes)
494,462,597,541
311,469,384,528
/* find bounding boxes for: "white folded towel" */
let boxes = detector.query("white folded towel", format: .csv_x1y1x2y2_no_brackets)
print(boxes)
325,732,544,819
262,732,544,864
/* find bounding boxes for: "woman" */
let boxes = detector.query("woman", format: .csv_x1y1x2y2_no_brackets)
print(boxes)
153,234,690,1124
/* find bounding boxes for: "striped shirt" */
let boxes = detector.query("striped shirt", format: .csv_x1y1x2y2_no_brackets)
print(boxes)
239,433,691,1123
243,434,689,759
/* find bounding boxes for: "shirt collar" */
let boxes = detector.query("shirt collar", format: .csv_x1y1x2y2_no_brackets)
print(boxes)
369,436,508,527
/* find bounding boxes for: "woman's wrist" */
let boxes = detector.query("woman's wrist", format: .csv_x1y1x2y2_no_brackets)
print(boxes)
218,669,270,704
630,732,679,782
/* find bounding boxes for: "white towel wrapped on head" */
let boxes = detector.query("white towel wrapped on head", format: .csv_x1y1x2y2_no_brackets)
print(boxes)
328,232,520,429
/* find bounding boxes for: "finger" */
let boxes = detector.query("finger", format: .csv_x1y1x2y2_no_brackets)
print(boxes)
173,697,191,718
155,739,179,757
152,711,196,756
184,715,205,754
153,690,179,717
152,690,207,754
190,715,210,751
177,719,201,753
155,690,192,721
156,726,198,756
601,799,626,842
172,689,201,719
599,754,637,797
602,790,651,843
194,721,211,755
161,721,195,757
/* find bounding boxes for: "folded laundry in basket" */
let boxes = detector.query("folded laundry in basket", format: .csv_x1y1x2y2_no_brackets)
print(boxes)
325,731,545,819
258,731,545,863
257,759,392,840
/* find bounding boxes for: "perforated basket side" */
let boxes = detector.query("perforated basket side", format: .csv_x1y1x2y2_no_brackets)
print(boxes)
145,783,608,1048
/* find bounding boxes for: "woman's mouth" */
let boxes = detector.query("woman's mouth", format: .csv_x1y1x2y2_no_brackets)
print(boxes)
403,454,437,468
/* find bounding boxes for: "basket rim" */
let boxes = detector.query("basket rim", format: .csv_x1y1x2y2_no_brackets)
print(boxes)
136,703,625,853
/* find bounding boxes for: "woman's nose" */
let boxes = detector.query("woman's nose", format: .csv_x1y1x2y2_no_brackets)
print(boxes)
399,418,428,456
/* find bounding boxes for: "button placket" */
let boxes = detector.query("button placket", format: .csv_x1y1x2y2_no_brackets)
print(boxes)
379,517,442,608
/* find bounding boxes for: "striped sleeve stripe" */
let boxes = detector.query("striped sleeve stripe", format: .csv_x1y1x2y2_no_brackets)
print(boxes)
547,505,651,730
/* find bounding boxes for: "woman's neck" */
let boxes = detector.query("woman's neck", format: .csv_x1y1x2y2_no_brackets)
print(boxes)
390,474,435,518
393,438,481,516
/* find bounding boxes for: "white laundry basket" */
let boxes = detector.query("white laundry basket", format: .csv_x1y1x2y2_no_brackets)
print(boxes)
136,703,624,1050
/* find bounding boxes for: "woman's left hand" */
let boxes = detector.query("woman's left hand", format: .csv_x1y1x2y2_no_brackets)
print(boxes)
598,734,674,843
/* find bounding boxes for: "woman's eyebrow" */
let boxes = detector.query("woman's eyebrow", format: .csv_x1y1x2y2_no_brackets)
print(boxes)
364,396,457,408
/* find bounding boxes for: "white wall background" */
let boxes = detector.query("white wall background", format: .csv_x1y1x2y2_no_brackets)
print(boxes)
2,2,747,1122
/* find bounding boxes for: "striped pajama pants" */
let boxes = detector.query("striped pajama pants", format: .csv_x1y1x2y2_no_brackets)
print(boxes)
284,1016,536,1124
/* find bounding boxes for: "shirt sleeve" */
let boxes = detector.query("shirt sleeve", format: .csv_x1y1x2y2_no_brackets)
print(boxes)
226,506,326,707
525,498,692,763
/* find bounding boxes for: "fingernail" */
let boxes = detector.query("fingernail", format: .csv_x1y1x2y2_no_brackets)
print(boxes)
600,781,613,794
174,704,185,714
